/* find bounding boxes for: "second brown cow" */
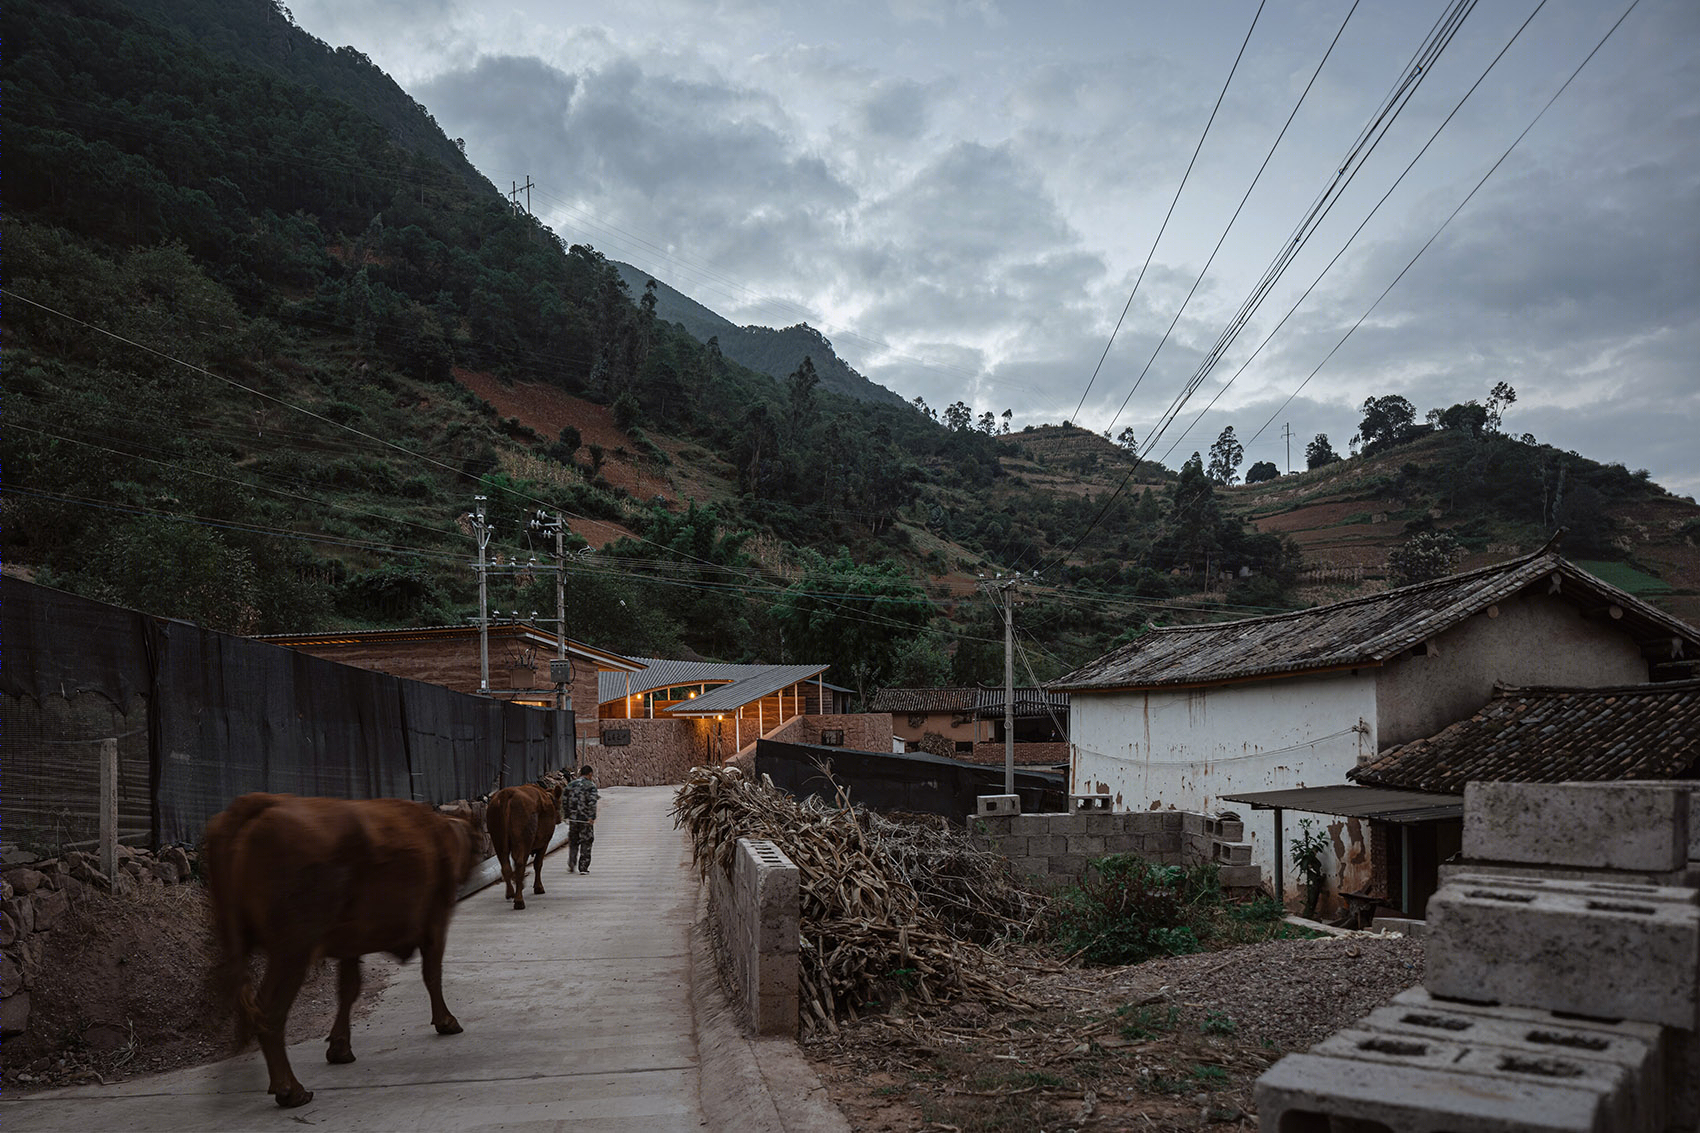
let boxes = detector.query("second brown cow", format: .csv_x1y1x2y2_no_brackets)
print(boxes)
485,782,564,910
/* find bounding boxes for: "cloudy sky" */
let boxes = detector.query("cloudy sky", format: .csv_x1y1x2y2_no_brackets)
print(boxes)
290,0,1699,496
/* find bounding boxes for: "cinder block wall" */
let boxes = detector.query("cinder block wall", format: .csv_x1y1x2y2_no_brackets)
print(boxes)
706,837,801,1036
967,810,1258,889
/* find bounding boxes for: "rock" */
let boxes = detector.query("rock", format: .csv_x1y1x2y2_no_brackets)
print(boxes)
1,880,10,901
68,855,110,889
116,844,140,860
119,859,145,881
111,871,137,899
0,911,17,948
59,876,85,903
30,888,69,933
149,859,180,885
2,898,32,936
0,956,20,997
2,990,31,1037
6,869,46,896
160,846,192,880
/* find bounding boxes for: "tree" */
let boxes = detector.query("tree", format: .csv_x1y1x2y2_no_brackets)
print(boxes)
1358,395,1417,452
1207,426,1243,484
1116,426,1138,452
1486,381,1517,433
773,550,935,707
1000,409,1012,435
785,355,819,439
1387,531,1464,585
944,401,973,431
1245,460,1279,484
1431,401,1488,437
977,411,997,434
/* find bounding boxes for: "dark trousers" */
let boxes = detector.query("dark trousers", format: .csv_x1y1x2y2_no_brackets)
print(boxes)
567,822,594,871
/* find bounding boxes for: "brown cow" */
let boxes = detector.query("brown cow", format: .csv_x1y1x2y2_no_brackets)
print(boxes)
203,793,477,1108
485,782,564,909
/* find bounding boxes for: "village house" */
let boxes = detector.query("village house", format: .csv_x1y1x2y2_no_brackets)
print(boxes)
259,622,644,744
1050,550,1700,913
869,686,1069,765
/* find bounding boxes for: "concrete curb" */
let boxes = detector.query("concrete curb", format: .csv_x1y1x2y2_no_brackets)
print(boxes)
690,886,851,1133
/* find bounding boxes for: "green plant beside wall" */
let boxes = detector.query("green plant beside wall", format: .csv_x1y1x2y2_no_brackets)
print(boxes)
1290,818,1330,919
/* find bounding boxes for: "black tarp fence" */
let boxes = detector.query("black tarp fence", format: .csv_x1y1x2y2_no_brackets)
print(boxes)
756,740,1066,822
1,580,572,849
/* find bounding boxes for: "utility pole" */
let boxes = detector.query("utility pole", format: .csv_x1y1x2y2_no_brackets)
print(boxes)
978,572,1032,796
509,176,535,218
1282,422,1294,474
469,496,493,693
530,509,573,769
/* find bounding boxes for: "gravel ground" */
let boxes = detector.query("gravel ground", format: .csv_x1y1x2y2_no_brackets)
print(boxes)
1108,932,1426,1051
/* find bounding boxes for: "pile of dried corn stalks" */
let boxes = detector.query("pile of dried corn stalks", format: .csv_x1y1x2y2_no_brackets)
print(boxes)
673,765,1040,1035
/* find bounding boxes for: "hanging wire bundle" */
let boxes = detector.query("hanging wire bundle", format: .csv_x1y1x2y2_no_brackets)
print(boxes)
672,765,1039,1035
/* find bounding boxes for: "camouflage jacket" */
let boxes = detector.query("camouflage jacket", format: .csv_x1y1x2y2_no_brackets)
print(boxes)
565,777,599,822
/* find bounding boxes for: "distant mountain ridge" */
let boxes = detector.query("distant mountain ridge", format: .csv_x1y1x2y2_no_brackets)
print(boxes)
611,261,910,409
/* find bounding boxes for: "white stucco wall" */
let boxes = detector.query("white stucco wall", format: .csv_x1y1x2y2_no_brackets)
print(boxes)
1069,670,1378,907
1374,589,1649,747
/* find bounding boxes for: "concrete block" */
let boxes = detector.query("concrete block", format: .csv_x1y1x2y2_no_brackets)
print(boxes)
1212,842,1252,865
1007,856,1048,878
1070,794,1111,812
1464,780,1690,872
1127,812,1163,833
1149,831,1182,855
970,812,1014,836
988,835,1029,857
1069,834,1106,857
1391,987,1666,1048
1312,1028,1637,1131
1161,812,1184,832
1357,1005,1662,1131
1050,813,1089,836
1025,835,1063,857
1009,813,1056,837
1050,853,1087,879
1256,1051,1619,1132
1440,859,1695,890
1103,834,1137,854
1181,812,1206,834
1214,819,1244,842
976,793,1021,816
1426,876,1700,1028
1217,864,1261,888
1083,813,1118,836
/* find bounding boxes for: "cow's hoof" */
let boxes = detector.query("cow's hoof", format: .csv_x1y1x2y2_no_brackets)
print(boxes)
275,1086,314,1108
326,1041,356,1064
534,884,545,894
513,898,526,910
435,1017,463,1036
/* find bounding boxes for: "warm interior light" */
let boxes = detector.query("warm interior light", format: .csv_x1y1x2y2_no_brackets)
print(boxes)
688,691,696,698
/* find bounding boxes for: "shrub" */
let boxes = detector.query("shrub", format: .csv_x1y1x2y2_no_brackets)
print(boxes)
1050,855,1221,966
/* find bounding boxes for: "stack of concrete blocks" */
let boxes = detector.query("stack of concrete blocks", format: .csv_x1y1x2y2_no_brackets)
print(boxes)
706,837,800,1036
1256,780,1700,1132
966,801,1257,889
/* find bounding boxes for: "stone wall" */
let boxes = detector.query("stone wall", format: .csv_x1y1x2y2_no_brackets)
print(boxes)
584,717,733,786
767,713,894,755
967,809,1258,889
706,837,800,1036
2,845,200,1039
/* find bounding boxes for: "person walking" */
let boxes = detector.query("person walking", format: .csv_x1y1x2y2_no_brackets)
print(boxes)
565,764,599,874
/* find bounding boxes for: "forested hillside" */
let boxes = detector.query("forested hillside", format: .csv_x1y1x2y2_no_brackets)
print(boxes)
6,0,1689,702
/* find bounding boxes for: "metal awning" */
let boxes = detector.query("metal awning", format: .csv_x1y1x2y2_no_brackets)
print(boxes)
1219,784,1461,824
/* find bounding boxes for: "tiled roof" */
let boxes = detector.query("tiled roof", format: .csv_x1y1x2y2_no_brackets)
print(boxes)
1051,552,1700,693
971,688,1071,720
1347,680,1700,794
867,688,982,714
260,623,644,670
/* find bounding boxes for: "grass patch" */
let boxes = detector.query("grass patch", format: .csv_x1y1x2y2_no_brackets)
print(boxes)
1117,1004,1180,1040
1049,855,1299,966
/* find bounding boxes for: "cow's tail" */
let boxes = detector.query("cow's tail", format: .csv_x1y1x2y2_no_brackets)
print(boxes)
203,794,283,1047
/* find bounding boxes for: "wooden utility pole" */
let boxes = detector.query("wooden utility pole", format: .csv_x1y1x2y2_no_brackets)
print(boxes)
977,573,1031,796
1282,422,1294,473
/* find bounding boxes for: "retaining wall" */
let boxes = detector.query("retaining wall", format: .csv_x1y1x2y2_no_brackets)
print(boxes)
585,717,733,786
706,837,800,1036
967,809,1258,889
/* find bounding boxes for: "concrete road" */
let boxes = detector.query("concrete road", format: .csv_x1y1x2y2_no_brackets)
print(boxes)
1,786,711,1132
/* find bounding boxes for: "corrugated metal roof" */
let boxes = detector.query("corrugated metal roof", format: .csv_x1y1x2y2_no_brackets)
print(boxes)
1348,679,1700,794
597,657,827,704
664,665,832,714
1051,552,1700,693
1219,785,1462,824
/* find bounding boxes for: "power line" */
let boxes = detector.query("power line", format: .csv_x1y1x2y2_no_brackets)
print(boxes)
1246,0,1645,448
1067,0,1267,428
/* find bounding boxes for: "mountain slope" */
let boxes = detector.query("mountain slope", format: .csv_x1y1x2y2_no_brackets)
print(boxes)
611,261,909,409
